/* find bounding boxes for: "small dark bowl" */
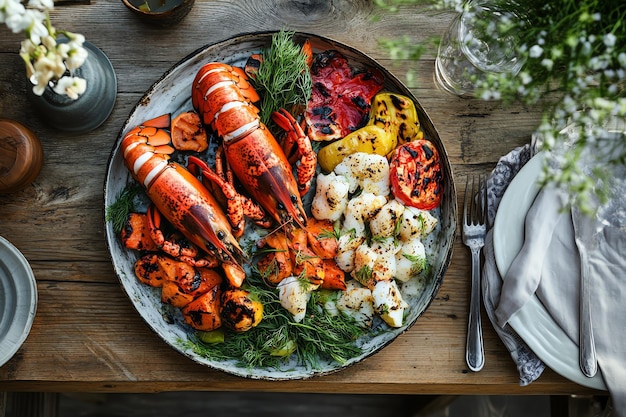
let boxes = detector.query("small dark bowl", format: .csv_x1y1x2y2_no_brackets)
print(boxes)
121,0,194,26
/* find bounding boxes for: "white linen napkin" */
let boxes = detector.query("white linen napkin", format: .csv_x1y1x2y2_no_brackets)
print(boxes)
482,144,546,386
493,151,626,415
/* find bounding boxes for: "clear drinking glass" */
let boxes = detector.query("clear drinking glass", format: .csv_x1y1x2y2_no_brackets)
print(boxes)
435,0,525,97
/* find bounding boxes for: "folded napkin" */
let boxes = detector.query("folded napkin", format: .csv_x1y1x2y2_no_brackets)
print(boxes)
482,144,546,386
492,150,626,415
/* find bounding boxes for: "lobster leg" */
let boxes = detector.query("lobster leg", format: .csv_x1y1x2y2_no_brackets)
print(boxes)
215,147,272,229
271,109,317,197
188,155,270,237
146,205,218,268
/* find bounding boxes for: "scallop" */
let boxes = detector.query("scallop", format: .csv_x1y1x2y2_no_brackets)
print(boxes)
311,172,351,222
277,276,319,323
370,199,406,238
371,279,408,328
334,152,390,196
336,280,375,328
342,192,387,236
395,238,427,282
398,206,439,242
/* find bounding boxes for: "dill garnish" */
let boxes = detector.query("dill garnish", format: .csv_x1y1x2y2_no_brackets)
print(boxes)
179,270,367,369
105,183,142,234
250,30,312,126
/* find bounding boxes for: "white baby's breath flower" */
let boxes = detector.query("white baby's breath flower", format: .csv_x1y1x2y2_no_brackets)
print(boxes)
541,58,553,71
604,33,616,48
529,44,543,58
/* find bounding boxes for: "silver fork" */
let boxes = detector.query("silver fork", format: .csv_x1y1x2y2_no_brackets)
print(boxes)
463,175,487,372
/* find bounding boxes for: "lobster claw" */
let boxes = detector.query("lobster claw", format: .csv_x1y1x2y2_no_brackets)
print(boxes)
271,109,317,197
224,123,308,230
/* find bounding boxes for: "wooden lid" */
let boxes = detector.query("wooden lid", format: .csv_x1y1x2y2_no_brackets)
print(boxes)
0,119,44,194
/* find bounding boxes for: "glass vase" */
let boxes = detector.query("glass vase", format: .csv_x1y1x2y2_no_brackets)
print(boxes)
435,0,525,97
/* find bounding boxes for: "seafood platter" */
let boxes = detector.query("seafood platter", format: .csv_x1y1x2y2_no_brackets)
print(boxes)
104,31,457,380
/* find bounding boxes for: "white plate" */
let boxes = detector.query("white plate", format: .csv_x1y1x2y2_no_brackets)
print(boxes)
0,236,37,368
493,153,606,390
104,32,457,380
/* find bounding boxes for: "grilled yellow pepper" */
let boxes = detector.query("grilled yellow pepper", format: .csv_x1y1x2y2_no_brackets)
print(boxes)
317,93,422,173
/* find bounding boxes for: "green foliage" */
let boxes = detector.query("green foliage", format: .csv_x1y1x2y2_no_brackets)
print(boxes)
179,271,368,369
375,0,626,213
105,183,142,234
250,30,312,126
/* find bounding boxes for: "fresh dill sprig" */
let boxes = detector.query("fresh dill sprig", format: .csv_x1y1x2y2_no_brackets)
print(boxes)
105,183,142,234
250,30,312,126
179,270,368,369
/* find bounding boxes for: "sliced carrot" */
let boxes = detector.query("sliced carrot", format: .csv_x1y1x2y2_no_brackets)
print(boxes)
222,262,246,288
134,253,168,287
289,227,309,252
320,259,347,291
292,246,323,283
121,213,159,252
171,111,208,152
182,286,222,331
161,280,195,308
257,250,292,285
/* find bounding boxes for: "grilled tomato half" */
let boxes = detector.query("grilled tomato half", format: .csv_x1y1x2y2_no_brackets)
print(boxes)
389,140,443,210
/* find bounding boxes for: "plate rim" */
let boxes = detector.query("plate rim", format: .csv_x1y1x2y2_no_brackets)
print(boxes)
493,153,607,390
103,31,456,380
0,236,38,368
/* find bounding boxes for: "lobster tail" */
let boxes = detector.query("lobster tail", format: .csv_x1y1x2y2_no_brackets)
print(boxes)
121,115,248,286
192,62,310,229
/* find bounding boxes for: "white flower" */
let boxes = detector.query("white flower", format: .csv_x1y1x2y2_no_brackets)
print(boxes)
541,58,553,71
27,0,52,9
4,0,88,99
0,0,25,23
604,33,617,48
529,45,543,58
52,76,86,99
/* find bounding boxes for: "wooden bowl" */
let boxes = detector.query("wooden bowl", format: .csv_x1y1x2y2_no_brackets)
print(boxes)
0,119,43,194
121,0,195,26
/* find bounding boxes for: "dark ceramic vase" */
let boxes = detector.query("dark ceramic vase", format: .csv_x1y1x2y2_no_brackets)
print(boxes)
28,41,117,134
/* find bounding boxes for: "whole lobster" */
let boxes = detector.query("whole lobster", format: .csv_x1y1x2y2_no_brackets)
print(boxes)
191,62,316,231
120,114,246,287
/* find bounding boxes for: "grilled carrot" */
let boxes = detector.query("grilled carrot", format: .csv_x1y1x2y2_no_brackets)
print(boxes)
306,218,338,259
182,286,222,331
121,213,159,252
134,253,168,287
320,259,347,291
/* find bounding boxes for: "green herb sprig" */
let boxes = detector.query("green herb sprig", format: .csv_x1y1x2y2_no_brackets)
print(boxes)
179,271,367,369
105,183,142,234
249,30,313,126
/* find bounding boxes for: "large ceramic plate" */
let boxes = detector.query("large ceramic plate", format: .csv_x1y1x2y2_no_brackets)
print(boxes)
493,153,606,390
104,32,456,380
0,236,37,367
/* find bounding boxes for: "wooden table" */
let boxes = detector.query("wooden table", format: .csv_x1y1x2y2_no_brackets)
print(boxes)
0,0,603,396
